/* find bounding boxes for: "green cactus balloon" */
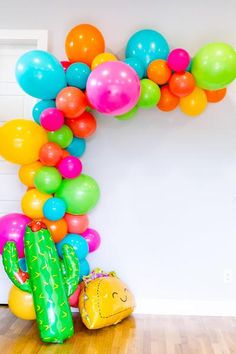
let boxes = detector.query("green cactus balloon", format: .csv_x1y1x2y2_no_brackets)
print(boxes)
2,220,80,343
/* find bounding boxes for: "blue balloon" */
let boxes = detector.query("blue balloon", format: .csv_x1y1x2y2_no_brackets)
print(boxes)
57,234,89,260
32,99,56,124
19,258,27,272
15,50,67,99
43,197,66,221
125,29,170,73
66,63,91,90
66,137,86,157
124,57,145,79
79,259,90,281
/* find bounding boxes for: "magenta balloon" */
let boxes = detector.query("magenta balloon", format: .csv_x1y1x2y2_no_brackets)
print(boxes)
40,107,64,131
58,156,82,179
86,61,141,116
81,228,101,253
0,213,31,257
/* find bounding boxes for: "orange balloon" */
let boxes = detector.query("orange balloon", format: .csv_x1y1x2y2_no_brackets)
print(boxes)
65,24,105,66
42,217,68,243
205,88,227,103
169,72,195,97
56,87,87,118
62,149,70,158
157,85,180,112
21,188,51,219
147,60,172,85
18,161,43,187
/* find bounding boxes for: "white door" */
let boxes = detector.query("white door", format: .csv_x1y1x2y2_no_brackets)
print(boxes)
0,31,47,304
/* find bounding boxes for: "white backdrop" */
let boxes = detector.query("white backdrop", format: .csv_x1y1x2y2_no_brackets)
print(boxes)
0,0,236,314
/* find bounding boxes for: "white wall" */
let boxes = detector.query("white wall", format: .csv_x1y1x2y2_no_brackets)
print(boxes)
0,0,236,315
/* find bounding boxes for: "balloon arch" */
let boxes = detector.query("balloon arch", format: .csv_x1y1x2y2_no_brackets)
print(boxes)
0,24,235,343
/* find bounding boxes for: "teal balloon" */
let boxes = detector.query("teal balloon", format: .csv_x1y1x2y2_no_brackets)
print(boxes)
115,105,138,120
125,29,169,73
191,43,236,90
124,57,145,79
66,137,86,157
32,100,56,124
57,234,89,260
55,174,100,215
66,63,91,90
79,259,90,281
15,50,67,99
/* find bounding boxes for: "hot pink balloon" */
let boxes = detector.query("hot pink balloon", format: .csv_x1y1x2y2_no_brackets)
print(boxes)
81,228,101,253
64,213,89,234
86,61,140,116
167,48,190,72
40,107,64,131
58,156,82,179
0,213,31,258
69,284,81,308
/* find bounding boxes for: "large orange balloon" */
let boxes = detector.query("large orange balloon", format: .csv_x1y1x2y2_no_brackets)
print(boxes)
42,217,68,243
147,60,172,85
180,87,207,116
169,72,195,97
56,87,87,118
8,285,36,320
157,85,179,112
65,24,105,66
18,161,43,187
0,119,47,164
21,188,51,219
205,88,227,103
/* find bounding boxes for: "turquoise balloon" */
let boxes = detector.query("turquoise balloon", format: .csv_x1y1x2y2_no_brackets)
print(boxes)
66,63,91,90
66,137,86,157
16,50,67,99
43,197,66,221
191,43,236,90
57,234,89,260
125,29,169,73
32,100,56,124
124,57,145,79
79,259,90,281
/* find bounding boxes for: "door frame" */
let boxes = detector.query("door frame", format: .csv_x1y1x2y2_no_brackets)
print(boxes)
0,29,48,50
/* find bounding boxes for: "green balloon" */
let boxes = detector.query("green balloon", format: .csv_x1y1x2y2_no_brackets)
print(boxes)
34,166,62,194
48,125,73,148
138,79,161,108
115,105,138,120
55,174,100,215
191,42,236,90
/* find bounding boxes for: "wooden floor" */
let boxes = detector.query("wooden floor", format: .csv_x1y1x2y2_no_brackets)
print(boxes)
1,307,236,354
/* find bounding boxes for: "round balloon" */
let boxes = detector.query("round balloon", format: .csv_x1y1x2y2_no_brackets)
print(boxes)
21,188,51,219
64,214,89,234
43,197,66,221
169,72,195,97
79,258,90,281
34,166,62,194
0,119,48,165
124,57,145,79
65,111,97,139
180,87,207,116
167,48,190,72
205,88,227,103
138,79,161,108
0,213,30,257
66,62,91,90
125,29,170,72
56,86,87,119
39,142,63,166
42,217,67,243
55,174,100,215
40,108,64,132
147,59,172,85
58,156,82,179
191,42,236,90
57,234,89,260
69,285,81,308
157,85,179,112
91,52,117,70
81,228,101,253
66,137,86,157
86,61,140,116
32,100,56,124
48,125,73,148
8,285,36,320
19,161,43,187
65,24,105,65
15,50,66,99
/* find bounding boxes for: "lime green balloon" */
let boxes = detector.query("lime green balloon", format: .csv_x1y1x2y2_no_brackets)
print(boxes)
191,42,236,90
138,79,161,108
48,125,73,148
55,174,100,215
34,166,62,194
115,106,138,120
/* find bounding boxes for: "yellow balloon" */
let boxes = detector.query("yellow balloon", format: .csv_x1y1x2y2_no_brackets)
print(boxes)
8,285,36,320
19,161,43,187
91,52,118,70
180,87,208,116
21,188,51,219
0,119,47,164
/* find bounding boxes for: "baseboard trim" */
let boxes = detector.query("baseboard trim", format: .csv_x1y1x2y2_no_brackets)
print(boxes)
134,298,236,317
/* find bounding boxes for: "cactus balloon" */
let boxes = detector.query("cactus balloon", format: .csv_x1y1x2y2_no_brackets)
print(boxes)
2,220,80,343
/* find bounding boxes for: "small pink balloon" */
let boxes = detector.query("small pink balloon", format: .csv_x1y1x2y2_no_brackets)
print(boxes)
0,213,31,258
69,285,81,308
167,48,190,72
58,156,82,179
61,60,72,72
86,61,140,116
40,107,64,131
81,228,101,253
64,213,89,234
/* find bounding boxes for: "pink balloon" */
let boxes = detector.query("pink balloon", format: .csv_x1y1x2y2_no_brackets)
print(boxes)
0,213,31,258
81,228,101,253
86,61,140,116
64,213,89,234
69,284,81,308
40,107,64,131
167,48,190,72
58,156,82,179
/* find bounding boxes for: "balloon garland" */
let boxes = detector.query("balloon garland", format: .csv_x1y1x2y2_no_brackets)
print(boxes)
0,23,235,343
